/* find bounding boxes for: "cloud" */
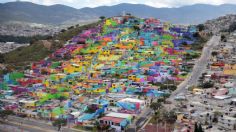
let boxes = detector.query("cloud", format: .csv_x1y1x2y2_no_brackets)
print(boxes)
2,0,236,8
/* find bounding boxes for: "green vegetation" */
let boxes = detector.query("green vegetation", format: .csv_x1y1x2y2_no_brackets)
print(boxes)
150,109,177,125
150,80,177,91
201,81,214,89
4,42,52,68
221,34,227,42
184,52,201,60
2,21,100,71
52,118,67,131
233,114,236,118
228,22,236,32
190,33,208,50
194,123,204,132
0,110,14,120
221,22,236,33
163,110,177,124
55,22,100,43
0,53,4,63
99,16,106,21
150,102,162,112
0,35,50,44
211,51,218,56
197,24,205,32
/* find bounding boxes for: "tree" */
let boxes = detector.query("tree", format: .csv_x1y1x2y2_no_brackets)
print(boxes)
133,25,140,31
198,124,204,132
213,111,222,123
221,35,226,42
67,26,74,30
157,98,165,103
197,24,205,32
150,102,162,112
126,13,131,16
0,53,5,63
194,122,199,132
202,82,214,88
58,96,66,103
60,29,66,33
194,123,204,132
211,51,218,56
228,22,236,32
193,32,200,38
52,118,67,131
163,110,177,124
0,110,14,120
99,16,106,21
95,121,110,130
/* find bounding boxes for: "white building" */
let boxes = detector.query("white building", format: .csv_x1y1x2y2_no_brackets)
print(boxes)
218,115,236,130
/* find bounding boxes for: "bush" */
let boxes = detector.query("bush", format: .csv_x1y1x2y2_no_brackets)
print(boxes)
202,82,214,88
0,53,4,63
160,84,177,91
197,24,205,31
0,110,14,120
52,118,67,131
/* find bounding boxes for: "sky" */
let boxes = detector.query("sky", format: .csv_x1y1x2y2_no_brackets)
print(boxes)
1,0,236,9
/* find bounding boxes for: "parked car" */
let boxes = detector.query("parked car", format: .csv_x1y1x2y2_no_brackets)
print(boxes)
206,125,212,129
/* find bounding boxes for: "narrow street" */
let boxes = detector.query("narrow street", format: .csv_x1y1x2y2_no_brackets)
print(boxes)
169,35,221,101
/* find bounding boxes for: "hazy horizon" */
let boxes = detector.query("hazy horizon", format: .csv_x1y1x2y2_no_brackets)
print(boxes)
1,0,236,9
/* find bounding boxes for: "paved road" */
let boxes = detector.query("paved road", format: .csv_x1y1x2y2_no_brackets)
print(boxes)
169,35,221,101
2,116,85,132
0,120,30,132
127,107,152,132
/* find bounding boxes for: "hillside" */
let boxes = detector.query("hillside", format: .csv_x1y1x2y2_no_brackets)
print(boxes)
205,14,236,33
1,2,236,24
2,21,100,71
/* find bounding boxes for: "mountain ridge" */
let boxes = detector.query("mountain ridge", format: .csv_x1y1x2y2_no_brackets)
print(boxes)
1,2,236,25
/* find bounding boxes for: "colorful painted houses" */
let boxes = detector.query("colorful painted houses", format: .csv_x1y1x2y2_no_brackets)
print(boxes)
0,16,198,131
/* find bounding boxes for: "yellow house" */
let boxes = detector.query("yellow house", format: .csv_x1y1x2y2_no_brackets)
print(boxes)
224,64,236,76
177,114,190,122
19,100,37,109
101,50,111,55
105,19,112,26
62,92,70,97
64,64,83,73
192,88,204,94
128,75,136,81
84,55,93,60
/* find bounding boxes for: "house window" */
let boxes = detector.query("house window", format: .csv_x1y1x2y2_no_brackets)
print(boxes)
100,120,103,123
105,121,107,124
228,124,231,126
111,122,114,125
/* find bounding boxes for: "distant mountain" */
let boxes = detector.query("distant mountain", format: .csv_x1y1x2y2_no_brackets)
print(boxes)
0,2,97,25
1,2,236,25
81,3,236,24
